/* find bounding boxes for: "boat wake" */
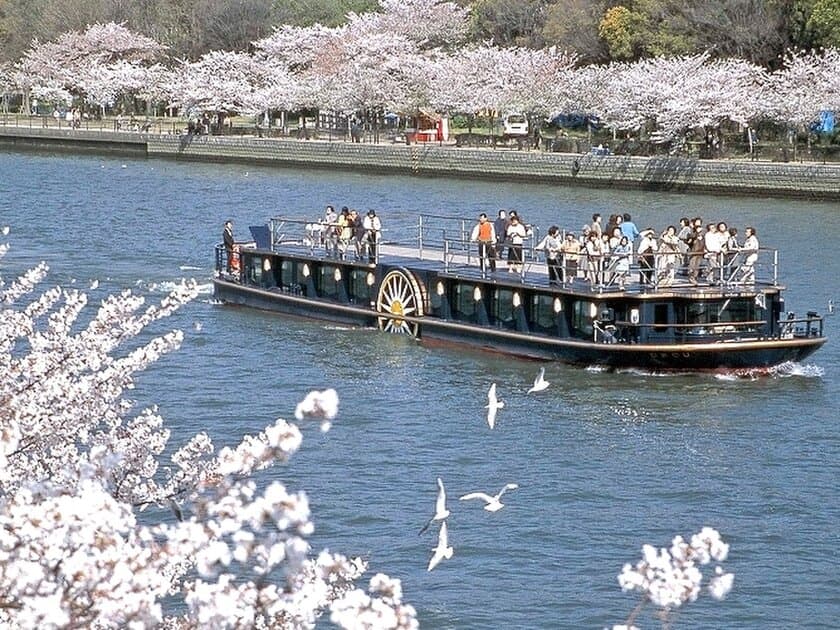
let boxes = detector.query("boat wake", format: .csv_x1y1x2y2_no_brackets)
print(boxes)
585,362,823,380
147,280,214,295
716,361,825,381
179,265,204,271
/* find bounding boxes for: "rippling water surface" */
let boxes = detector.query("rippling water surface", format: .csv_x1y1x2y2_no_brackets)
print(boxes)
2,150,838,628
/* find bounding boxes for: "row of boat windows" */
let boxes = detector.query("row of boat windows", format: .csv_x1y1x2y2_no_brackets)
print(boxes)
245,256,768,335
245,256,595,335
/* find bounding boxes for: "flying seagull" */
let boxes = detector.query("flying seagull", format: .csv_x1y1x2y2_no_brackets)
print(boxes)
527,367,549,393
427,520,454,571
459,483,520,512
486,383,504,429
418,477,450,535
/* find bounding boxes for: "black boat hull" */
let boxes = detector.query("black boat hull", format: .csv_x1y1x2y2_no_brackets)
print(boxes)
214,279,826,370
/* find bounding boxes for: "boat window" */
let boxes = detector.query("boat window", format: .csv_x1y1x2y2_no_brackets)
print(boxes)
281,260,294,287
452,284,476,319
654,304,669,330
678,299,763,326
571,300,594,337
247,256,263,285
349,269,372,304
492,288,516,328
296,263,308,286
531,294,558,333
319,265,340,299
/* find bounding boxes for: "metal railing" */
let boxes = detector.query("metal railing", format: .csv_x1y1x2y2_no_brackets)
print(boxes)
268,216,384,264
254,214,780,292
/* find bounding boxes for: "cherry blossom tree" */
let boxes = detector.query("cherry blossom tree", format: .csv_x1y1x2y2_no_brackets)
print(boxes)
0,230,416,629
344,0,469,50
15,22,167,114
164,50,262,118
614,527,734,630
762,47,840,155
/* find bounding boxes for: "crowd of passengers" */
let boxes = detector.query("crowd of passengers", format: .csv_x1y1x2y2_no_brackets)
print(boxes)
308,204,382,263
472,210,760,288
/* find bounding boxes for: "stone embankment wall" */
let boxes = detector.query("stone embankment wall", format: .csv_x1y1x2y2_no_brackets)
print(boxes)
2,126,839,200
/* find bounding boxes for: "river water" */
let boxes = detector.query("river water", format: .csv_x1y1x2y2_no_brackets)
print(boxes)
2,149,838,629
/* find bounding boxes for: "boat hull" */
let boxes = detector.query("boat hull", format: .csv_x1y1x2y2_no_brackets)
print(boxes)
213,279,826,370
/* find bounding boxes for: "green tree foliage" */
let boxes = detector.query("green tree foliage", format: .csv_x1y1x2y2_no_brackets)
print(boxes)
595,0,793,65
807,0,840,46
271,0,379,27
541,0,610,64
1,0,837,68
469,0,550,47
598,5,638,60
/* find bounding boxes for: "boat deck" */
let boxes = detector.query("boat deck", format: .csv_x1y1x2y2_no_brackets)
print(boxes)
252,239,778,299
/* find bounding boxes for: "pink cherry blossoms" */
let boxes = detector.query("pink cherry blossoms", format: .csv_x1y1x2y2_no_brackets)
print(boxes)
615,526,734,629
4,1,839,140
0,228,416,629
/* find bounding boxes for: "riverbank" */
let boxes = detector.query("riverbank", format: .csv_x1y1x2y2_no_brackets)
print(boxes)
2,125,839,200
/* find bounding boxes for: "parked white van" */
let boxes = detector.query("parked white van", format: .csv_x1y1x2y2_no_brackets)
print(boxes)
502,113,529,137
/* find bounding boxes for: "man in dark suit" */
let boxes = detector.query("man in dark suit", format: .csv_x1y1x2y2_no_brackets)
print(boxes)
223,220,235,272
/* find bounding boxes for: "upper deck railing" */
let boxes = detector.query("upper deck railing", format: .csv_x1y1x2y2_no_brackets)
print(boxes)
262,214,779,293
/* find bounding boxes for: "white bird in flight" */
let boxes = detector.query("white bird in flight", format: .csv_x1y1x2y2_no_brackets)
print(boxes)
427,520,453,571
418,477,450,535
459,483,519,512
527,367,549,393
486,383,504,429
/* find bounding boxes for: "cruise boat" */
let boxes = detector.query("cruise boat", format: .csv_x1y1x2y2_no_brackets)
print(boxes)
212,214,826,370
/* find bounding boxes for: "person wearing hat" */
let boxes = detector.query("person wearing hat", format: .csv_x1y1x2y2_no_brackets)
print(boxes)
363,209,382,263
637,228,658,284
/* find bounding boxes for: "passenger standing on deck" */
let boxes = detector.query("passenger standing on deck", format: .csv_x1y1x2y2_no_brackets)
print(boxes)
658,225,681,284
506,215,527,274
676,217,692,271
363,209,382,263
560,232,581,283
322,205,337,251
740,226,759,283
687,224,706,284
470,213,497,273
637,228,658,284
725,227,740,280
590,213,603,238
621,213,640,243
223,220,235,273
337,207,352,259
350,209,364,259
584,231,603,284
535,226,563,285
493,210,509,263
611,236,632,289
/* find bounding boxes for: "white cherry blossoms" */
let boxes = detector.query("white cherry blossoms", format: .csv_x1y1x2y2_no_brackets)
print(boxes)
615,527,734,629
0,237,416,629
